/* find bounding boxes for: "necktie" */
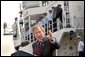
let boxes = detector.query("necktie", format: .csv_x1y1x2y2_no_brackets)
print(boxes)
35,41,42,56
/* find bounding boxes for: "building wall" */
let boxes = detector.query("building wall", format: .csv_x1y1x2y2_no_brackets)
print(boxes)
69,1,84,29
22,1,40,10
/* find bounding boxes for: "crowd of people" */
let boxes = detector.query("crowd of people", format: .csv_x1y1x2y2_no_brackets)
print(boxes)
36,4,63,34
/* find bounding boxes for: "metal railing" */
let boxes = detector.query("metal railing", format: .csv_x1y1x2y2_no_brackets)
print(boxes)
23,16,63,43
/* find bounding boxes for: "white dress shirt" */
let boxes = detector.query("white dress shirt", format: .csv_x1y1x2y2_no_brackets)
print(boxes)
42,16,49,25
78,41,84,52
46,13,52,21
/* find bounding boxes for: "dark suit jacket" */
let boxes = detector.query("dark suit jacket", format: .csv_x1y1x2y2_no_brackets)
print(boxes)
32,37,60,56
55,6,63,19
52,6,63,19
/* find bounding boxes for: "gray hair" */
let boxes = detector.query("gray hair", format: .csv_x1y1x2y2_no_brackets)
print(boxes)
32,24,45,32
76,35,82,39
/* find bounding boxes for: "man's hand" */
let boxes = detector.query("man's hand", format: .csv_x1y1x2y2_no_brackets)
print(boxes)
48,30,53,41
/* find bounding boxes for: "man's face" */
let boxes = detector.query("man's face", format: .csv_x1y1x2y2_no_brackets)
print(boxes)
33,27,45,41
74,37,80,44
77,38,81,42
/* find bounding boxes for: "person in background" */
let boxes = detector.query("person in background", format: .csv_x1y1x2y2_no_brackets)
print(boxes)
37,16,44,27
56,4,63,29
19,15,23,32
55,4,63,23
52,7,57,32
75,36,84,56
42,13,49,35
12,17,20,51
19,15,23,26
3,22,7,34
47,10,53,31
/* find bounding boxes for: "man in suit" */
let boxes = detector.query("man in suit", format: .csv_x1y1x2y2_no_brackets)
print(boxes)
56,4,63,23
52,4,63,31
32,24,60,56
52,7,57,32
